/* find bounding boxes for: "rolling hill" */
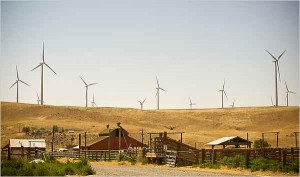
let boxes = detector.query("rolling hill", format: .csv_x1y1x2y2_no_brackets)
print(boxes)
1,102,299,149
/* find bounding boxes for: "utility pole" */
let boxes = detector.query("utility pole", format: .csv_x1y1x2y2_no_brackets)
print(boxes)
294,132,299,148
141,128,144,145
52,125,55,152
79,133,81,157
108,128,111,160
84,132,87,159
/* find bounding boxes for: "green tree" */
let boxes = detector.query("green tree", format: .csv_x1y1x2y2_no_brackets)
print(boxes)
254,139,271,148
22,127,30,134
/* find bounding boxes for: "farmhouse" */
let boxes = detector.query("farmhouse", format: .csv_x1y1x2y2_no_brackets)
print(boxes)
146,132,199,166
81,123,146,150
2,139,46,157
206,136,252,149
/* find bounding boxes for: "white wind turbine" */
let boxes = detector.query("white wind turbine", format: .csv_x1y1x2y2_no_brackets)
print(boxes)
10,66,30,103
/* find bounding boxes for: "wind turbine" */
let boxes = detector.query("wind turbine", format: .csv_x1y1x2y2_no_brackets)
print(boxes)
218,79,228,108
31,42,57,105
155,76,166,110
91,94,97,107
79,76,97,107
266,50,286,107
284,81,296,107
229,98,235,108
10,66,30,103
138,99,146,110
189,97,196,109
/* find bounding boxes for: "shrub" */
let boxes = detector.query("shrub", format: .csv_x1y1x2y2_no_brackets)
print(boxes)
22,127,30,134
254,139,271,148
250,157,280,172
141,158,148,165
220,154,246,168
199,162,220,169
283,159,299,173
1,158,95,176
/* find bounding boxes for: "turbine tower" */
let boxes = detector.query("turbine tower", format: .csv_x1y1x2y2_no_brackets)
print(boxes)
138,99,146,110
218,79,228,108
91,94,97,107
31,42,57,105
284,81,296,107
79,76,97,107
155,76,166,110
266,50,285,107
229,98,235,108
10,66,30,103
189,97,196,109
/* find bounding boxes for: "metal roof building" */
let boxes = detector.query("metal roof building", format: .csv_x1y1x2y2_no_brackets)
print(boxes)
9,139,46,148
206,136,252,149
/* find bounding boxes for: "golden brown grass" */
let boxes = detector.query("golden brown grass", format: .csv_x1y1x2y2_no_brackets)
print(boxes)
1,102,299,148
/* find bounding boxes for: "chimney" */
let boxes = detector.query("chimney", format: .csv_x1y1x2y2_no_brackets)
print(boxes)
106,124,109,128
163,131,167,138
117,122,121,127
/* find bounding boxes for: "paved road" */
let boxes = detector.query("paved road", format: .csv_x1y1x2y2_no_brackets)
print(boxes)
90,164,254,176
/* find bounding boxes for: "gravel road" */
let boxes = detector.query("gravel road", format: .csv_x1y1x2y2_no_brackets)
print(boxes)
90,164,255,176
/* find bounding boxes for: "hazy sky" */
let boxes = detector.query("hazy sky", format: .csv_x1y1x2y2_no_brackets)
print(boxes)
1,0,299,109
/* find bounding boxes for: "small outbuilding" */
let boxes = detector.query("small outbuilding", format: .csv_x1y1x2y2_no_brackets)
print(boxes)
2,139,46,158
206,136,252,149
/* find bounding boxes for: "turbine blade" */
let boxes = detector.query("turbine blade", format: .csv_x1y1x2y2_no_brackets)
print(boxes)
189,97,192,104
44,62,57,75
31,63,42,71
138,100,142,104
9,81,17,89
88,83,97,86
16,66,19,80
79,76,87,85
160,88,166,92
19,80,30,86
156,76,159,87
271,97,273,105
285,80,288,91
42,42,45,63
277,63,281,82
265,50,278,61
223,79,225,90
278,50,286,60
224,91,228,100
142,99,146,104
289,91,296,94
94,102,97,106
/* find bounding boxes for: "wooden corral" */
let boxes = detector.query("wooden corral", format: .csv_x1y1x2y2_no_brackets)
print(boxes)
146,132,199,166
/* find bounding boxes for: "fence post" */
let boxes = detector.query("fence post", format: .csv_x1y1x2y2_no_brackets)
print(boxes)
291,147,294,161
201,149,205,164
280,149,286,170
104,151,107,161
35,147,38,158
21,145,24,158
8,147,11,160
245,149,250,168
212,149,216,165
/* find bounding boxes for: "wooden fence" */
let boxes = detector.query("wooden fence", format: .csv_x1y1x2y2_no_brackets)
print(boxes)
199,147,299,168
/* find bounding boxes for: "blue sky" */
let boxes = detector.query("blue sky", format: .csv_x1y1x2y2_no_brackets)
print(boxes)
1,0,299,109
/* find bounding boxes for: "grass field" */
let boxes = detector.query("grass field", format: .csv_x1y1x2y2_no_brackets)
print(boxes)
1,102,299,149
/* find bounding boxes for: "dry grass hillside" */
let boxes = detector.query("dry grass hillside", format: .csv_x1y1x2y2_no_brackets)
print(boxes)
1,102,299,149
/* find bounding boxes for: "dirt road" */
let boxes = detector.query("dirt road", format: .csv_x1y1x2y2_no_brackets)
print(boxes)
90,164,254,176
